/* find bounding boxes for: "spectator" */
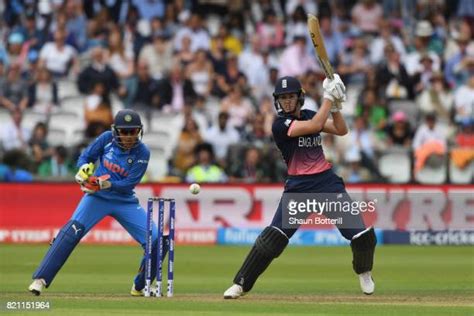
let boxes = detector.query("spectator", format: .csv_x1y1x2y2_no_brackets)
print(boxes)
157,63,196,112
107,27,136,107
39,28,79,78
412,53,438,94
404,20,442,76
84,82,113,128
257,96,276,137
351,0,383,35
212,54,247,98
454,73,474,126
284,5,307,46
238,34,271,102
242,113,273,148
185,143,227,183
256,9,285,51
129,61,161,110
203,112,240,165
173,13,210,53
376,44,413,99
338,37,370,86
2,149,34,182
139,31,173,80
64,0,88,52
385,111,413,148
370,20,406,65
445,35,474,88
1,108,31,152
342,150,371,183
29,122,52,169
27,67,59,114
174,35,195,67
37,145,75,178
186,49,214,98
77,46,121,96
215,22,242,56
278,35,319,77
416,71,453,123
14,10,46,52
220,85,254,131
229,147,270,183
413,113,447,172
347,116,384,180
209,35,228,75
132,0,166,21
5,32,28,68
0,64,29,111
173,117,202,174
355,89,388,137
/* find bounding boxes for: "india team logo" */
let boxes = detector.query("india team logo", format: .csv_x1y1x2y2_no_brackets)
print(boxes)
125,114,132,122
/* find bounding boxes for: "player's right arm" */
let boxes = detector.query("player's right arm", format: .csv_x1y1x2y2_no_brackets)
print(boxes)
287,74,346,137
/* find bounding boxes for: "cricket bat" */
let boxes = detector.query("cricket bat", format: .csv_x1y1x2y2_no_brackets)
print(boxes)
307,14,334,80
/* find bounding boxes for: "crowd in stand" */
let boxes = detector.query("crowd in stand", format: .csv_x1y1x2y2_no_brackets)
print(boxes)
0,0,473,183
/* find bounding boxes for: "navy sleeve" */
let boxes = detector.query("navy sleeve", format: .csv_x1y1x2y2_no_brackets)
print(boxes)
76,131,112,168
109,146,150,194
272,117,294,141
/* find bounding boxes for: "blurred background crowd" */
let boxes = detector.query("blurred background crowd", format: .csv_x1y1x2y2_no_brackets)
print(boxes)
0,0,473,184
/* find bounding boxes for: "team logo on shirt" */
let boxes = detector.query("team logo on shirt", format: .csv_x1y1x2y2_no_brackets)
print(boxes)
127,158,133,164
104,158,129,177
284,119,292,127
298,135,322,147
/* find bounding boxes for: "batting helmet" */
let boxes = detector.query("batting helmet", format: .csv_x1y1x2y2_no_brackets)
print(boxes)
111,109,143,149
272,76,305,115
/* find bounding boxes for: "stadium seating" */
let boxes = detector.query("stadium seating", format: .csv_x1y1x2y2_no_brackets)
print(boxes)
378,148,411,183
415,156,448,184
57,80,80,100
449,157,473,184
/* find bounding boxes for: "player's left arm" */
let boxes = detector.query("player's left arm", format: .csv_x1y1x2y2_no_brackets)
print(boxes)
322,111,348,136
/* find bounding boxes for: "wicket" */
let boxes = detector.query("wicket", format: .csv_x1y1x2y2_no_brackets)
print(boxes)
144,197,176,298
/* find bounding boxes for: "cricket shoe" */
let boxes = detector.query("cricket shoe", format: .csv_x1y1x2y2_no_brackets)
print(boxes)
130,284,157,297
223,284,246,299
28,279,46,296
359,271,375,295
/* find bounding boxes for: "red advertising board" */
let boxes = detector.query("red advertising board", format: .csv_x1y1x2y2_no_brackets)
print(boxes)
0,183,472,244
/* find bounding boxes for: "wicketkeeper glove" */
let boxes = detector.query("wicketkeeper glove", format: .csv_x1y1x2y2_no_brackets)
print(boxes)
75,162,95,184
80,174,112,194
323,74,346,103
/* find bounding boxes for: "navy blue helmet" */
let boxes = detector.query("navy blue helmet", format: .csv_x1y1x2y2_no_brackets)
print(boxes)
111,109,143,149
272,76,305,115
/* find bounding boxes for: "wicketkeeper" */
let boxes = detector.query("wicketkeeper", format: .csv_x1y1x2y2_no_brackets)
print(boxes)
28,109,168,296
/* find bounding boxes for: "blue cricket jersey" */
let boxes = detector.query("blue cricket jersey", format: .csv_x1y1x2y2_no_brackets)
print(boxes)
272,110,332,176
77,131,150,202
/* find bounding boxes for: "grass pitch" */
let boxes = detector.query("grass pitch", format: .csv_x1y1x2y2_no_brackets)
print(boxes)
0,244,473,315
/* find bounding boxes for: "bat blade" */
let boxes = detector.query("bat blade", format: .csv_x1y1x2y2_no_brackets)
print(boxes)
307,14,334,79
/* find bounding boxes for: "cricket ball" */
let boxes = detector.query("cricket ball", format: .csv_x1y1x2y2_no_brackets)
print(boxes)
189,183,201,195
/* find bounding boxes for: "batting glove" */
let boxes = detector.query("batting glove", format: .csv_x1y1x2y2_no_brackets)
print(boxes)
80,174,111,194
323,74,346,103
75,162,95,184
